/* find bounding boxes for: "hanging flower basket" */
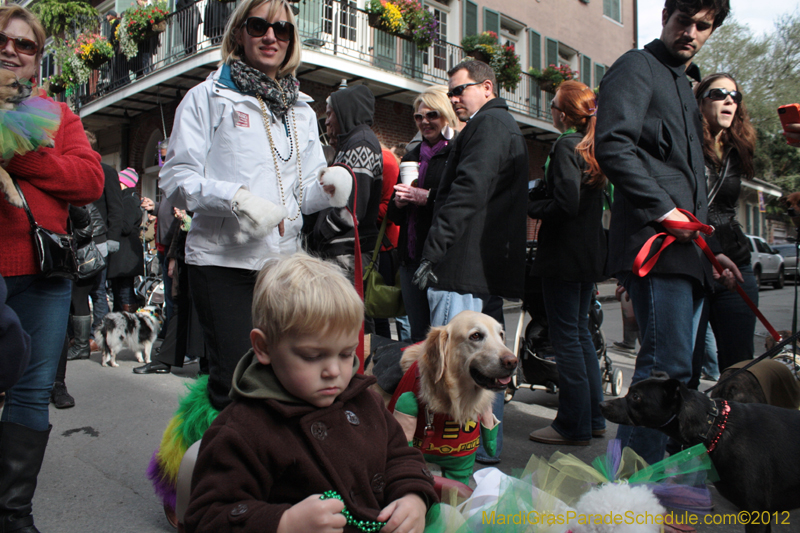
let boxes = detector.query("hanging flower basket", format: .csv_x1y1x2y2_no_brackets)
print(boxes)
74,33,114,71
529,64,579,94
48,81,66,94
469,50,491,64
122,1,169,45
151,20,166,33
461,32,522,92
365,0,437,51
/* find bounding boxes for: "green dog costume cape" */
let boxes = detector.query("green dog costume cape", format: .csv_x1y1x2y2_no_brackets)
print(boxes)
388,360,499,484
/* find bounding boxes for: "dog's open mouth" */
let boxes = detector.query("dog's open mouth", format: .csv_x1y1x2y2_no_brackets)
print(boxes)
470,367,513,391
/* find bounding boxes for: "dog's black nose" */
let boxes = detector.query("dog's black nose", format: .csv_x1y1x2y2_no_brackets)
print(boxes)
501,353,518,370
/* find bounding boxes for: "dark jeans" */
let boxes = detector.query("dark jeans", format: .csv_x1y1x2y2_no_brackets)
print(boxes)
541,278,605,441
2,275,72,430
399,262,430,343
111,276,136,311
189,265,255,410
615,272,703,465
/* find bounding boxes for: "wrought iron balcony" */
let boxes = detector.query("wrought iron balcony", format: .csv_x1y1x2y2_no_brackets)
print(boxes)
74,0,551,123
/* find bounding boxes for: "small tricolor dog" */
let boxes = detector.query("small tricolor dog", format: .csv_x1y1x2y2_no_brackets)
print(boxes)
95,306,162,367
388,311,517,484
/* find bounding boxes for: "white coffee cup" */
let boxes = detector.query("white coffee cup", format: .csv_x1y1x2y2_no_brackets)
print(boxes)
399,162,419,186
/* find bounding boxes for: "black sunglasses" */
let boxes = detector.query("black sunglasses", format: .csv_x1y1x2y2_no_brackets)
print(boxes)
242,18,294,42
702,87,742,104
447,82,481,98
550,98,562,112
413,110,440,122
0,32,38,56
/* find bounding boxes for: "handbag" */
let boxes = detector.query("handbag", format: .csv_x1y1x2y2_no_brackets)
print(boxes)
75,240,106,280
363,217,405,319
12,179,78,280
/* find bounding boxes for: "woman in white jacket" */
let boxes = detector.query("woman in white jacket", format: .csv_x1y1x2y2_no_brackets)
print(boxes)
160,0,348,409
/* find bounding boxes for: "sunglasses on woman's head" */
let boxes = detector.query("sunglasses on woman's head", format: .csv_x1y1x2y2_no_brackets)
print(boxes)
0,32,38,56
446,82,481,98
242,18,293,42
702,88,742,104
414,110,440,122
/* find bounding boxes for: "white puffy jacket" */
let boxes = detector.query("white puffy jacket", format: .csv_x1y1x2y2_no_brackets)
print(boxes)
160,65,330,270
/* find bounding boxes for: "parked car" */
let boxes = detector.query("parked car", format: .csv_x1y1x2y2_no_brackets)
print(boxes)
746,234,785,289
773,242,799,280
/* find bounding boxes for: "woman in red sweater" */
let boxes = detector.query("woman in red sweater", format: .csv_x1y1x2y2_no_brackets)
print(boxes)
0,6,104,531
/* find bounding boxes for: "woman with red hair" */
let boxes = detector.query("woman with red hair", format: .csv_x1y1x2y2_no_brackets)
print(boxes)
528,80,608,446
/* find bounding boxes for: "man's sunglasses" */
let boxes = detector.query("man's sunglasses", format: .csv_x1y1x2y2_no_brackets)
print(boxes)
242,18,294,42
0,32,38,56
413,110,440,122
447,82,481,98
702,88,742,104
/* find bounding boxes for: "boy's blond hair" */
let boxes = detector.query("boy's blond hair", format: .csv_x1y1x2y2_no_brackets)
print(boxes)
252,253,363,344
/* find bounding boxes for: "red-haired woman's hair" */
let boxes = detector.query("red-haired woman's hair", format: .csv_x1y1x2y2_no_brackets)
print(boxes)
555,80,606,188
693,73,756,179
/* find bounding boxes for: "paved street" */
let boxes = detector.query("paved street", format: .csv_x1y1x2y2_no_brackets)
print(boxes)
30,281,800,532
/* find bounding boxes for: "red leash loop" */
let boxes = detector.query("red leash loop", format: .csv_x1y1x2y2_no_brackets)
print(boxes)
633,208,781,343
333,162,366,373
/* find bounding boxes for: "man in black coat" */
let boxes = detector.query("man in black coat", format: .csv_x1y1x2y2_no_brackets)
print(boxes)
595,0,739,465
413,60,529,463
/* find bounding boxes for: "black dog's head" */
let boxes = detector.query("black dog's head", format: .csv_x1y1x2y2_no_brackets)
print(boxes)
600,373,695,427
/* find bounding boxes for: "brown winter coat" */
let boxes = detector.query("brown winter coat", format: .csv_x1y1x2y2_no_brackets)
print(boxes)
184,351,437,533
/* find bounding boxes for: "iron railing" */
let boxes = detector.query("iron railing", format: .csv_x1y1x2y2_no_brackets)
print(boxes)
74,0,551,123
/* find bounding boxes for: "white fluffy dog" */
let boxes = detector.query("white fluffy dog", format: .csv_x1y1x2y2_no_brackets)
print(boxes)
95,307,161,367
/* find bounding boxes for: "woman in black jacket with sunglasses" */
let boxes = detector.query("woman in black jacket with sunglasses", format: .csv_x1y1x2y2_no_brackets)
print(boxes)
690,73,759,383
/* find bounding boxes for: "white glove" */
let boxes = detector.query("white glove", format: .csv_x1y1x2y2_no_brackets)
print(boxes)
231,188,288,243
106,240,120,253
319,165,353,208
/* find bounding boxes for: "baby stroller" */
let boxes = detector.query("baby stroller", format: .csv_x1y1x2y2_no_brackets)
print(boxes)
504,243,624,402
134,249,165,310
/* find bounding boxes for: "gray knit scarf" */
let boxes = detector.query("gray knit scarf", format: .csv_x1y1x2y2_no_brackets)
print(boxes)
229,60,299,119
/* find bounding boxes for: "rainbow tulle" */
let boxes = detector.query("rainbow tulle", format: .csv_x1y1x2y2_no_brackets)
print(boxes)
0,96,60,161
424,441,717,533
146,375,220,510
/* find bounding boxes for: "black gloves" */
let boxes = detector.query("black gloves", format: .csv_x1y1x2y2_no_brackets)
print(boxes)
412,259,438,290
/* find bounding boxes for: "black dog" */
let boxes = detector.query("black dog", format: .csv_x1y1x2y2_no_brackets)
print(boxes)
600,376,800,533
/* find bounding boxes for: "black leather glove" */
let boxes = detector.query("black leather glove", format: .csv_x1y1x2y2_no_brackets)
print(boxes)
412,259,438,290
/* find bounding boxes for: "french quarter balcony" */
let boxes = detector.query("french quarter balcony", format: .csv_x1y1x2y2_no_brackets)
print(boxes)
74,0,555,136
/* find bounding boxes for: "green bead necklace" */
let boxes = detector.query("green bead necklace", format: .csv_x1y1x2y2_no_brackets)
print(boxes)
319,490,386,533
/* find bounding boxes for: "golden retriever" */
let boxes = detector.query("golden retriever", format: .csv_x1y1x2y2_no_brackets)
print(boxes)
399,310,518,427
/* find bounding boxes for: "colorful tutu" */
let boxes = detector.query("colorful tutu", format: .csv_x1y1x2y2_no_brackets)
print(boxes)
424,441,716,533
0,96,60,161
146,375,220,510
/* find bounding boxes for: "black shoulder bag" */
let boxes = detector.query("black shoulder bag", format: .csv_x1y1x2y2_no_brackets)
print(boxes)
12,179,78,280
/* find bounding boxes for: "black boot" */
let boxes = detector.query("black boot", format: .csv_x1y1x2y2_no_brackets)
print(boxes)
66,315,92,361
0,422,51,533
50,382,75,409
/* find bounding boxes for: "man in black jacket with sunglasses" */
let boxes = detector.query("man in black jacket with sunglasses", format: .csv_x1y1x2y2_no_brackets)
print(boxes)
595,0,739,465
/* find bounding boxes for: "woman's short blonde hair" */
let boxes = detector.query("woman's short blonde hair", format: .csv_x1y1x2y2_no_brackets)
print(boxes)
413,85,457,129
0,6,46,65
220,0,301,78
252,253,364,345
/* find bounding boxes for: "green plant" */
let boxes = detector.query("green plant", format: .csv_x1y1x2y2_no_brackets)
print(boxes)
460,32,522,92
31,0,99,37
124,2,169,42
48,39,90,85
529,64,579,92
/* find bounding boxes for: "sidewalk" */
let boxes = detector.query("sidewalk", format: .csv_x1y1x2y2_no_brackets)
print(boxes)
503,278,619,311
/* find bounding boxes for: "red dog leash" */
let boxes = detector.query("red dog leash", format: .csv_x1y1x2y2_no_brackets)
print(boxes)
632,208,781,342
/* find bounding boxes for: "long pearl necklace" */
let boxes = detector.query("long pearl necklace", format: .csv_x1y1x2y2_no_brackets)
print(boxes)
257,94,303,222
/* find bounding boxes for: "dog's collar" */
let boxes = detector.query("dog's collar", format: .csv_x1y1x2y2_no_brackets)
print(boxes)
702,399,730,454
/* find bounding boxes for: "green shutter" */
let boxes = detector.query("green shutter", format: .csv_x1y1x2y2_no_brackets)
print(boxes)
464,0,478,38
528,30,541,71
594,63,606,85
483,8,500,35
582,55,592,86
603,0,621,22
545,38,558,69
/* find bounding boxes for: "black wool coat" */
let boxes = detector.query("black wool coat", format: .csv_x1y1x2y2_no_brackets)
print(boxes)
106,188,144,279
528,133,607,282
421,98,529,299
595,39,710,286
